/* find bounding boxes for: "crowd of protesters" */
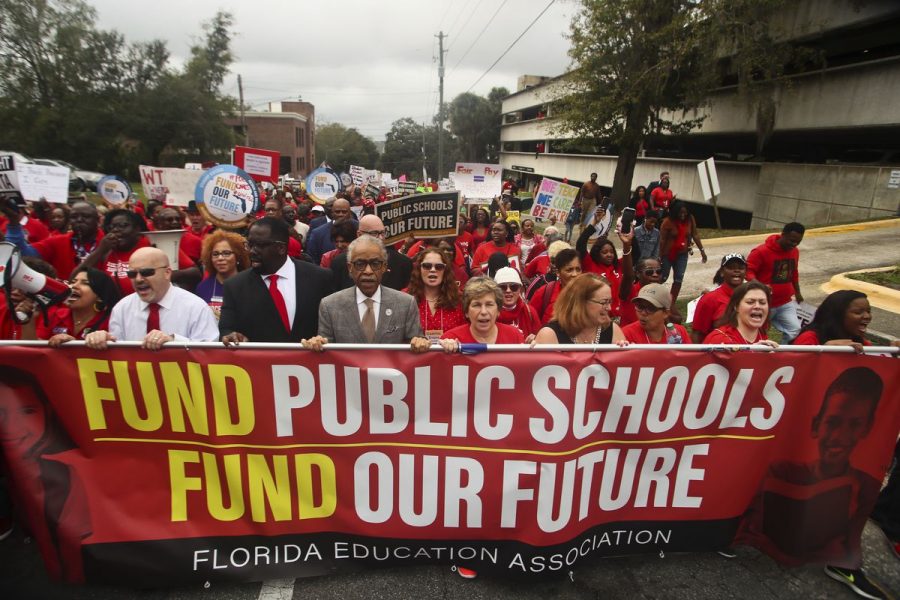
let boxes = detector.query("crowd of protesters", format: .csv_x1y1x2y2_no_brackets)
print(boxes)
0,171,897,597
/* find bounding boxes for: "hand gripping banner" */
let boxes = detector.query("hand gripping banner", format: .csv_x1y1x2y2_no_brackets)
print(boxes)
0,344,897,585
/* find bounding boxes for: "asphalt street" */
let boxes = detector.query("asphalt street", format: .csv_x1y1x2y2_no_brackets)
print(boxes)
2,219,899,600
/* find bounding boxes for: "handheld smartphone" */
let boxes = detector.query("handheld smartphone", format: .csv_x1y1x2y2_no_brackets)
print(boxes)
621,207,636,234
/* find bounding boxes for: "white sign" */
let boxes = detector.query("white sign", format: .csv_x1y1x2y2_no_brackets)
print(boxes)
184,163,203,170
451,163,502,200
15,163,70,203
795,301,817,328
697,157,721,203
243,153,273,178
888,169,900,190
349,165,365,185
139,165,204,206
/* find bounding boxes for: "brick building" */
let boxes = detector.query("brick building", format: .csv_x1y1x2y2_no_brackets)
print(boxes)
224,101,316,178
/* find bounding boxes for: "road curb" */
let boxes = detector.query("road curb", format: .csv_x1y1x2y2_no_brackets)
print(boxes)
703,218,900,247
820,266,900,314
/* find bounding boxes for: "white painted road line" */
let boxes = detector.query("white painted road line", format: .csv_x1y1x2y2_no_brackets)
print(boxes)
257,578,295,600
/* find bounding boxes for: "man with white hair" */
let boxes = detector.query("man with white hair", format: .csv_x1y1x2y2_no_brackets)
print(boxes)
85,247,218,350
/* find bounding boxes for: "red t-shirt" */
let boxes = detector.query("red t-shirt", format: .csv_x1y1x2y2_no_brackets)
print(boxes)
498,300,542,337
471,242,521,274
530,281,562,324
622,321,690,344
691,285,734,338
703,324,766,344
580,259,622,317
30,231,103,281
440,322,524,344
178,231,203,263
618,282,643,326
100,236,195,296
651,187,673,211
35,306,109,339
525,253,550,279
791,330,871,346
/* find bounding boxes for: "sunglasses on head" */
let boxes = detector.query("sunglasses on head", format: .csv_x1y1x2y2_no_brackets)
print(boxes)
498,283,521,292
420,262,446,271
125,266,165,279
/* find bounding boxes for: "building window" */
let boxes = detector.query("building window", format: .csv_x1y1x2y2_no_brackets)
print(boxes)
299,156,306,171
296,127,303,148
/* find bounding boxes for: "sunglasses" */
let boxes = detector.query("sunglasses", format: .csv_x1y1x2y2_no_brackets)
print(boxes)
420,262,446,271
498,283,521,292
125,266,166,279
642,268,662,276
634,303,663,314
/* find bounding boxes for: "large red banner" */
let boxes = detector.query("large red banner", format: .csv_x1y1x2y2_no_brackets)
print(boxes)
0,346,897,586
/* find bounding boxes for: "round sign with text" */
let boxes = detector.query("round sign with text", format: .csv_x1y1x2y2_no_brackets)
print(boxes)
305,168,343,204
194,165,259,229
96,176,132,206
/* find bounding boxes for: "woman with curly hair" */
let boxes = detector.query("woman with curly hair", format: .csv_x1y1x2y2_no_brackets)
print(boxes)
196,230,250,317
406,247,466,341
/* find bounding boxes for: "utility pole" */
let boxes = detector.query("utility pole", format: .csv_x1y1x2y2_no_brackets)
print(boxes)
436,31,447,181
238,74,248,145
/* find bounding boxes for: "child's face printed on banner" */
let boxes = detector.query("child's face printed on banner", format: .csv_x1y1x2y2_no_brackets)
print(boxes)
0,382,46,455
812,392,874,476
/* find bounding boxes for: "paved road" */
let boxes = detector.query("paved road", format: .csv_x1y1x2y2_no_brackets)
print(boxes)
3,220,899,600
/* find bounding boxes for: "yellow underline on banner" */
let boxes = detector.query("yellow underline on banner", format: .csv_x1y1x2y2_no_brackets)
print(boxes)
92,433,773,457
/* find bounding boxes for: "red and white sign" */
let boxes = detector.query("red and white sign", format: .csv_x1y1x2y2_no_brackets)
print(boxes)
233,146,280,183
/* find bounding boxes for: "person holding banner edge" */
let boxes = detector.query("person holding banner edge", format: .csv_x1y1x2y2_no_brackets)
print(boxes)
533,273,627,345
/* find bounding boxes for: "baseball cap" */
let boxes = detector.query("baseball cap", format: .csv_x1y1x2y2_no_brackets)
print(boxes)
185,200,201,214
310,204,325,213
494,267,521,286
633,283,671,310
720,253,747,267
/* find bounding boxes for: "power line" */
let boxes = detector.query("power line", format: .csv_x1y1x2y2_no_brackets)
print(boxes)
447,0,486,49
466,0,557,93
444,0,474,40
451,0,508,73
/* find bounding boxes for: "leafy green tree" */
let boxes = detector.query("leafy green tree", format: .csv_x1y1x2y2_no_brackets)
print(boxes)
379,118,461,181
314,123,379,173
552,0,713,210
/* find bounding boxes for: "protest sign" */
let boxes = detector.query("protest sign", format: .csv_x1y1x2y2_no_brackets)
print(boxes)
0,345,896,585
398,181,418,196
139,166,204,206
0,154,20,192
795,301,817,329
349,165,366,185
233,146,280,184
14,163,70,203
531,178,578,223
452,163,502,200
194,164,259,229
305,168,343,204
364,182,381,199
375,190,460,244
505,210,521,225
96,176,133,206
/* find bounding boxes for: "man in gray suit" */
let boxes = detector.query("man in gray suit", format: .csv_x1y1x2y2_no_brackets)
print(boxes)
302,236,430,353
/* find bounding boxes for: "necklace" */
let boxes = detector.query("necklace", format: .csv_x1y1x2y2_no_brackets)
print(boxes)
575,325,603,344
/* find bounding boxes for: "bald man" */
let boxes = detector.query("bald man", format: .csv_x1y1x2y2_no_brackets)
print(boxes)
329,214,412,290
305,198,356,264
85,247,218,350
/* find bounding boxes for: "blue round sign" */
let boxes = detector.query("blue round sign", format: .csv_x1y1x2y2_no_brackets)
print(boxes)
195,165,260,229
305,168,343,204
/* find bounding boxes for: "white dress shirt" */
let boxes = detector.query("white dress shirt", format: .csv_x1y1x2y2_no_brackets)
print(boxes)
258,259,297,328
109,285,219,341
356,286,382,330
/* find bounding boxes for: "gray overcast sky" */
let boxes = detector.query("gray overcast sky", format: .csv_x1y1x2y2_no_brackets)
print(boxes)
89,0,576,140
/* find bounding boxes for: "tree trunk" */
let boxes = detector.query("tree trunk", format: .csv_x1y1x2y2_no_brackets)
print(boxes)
610,107,649,212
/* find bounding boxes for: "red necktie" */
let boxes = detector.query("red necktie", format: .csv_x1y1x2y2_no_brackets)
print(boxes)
267,274,291,332
146,303,160,333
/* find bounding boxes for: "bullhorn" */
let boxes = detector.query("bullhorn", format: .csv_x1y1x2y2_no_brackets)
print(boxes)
0,241,71,323
144,229,185,267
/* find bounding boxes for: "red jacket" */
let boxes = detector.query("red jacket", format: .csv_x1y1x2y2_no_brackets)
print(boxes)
746,234,799,308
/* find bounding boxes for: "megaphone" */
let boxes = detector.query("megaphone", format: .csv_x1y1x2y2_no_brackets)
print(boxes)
143,229,185,268
0,242,71,323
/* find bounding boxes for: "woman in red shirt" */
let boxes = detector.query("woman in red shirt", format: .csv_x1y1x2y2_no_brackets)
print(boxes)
471,220,521,276
406,248,466,341
530,248,582,324
690,253,747,342
703,281,778,347
621,283,690,344
792,290,872,351
467,208,492,252
659,201,707,316
36,267,120,345
576,208,624,316
440,277,524,348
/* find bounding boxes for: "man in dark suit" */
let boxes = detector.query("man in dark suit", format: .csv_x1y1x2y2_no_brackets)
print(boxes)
306,198,355,264
330,214,412,290
219,217,333,344
302,236,429,352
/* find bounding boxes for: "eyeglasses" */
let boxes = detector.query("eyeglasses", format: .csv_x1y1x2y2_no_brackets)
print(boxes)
634,303,663,314
245,240,286,250
126,266,166,279
359,229,385,237
351,258,386,271
420,262,446,272
588,298,612,307
107,220,133,231
498,283,521,292
211,250,235,258
642,268,662,276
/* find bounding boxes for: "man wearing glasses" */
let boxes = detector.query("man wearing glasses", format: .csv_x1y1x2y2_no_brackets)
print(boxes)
219,217,333,344
329,214,412,291
84,247,218,350
304,236,428,352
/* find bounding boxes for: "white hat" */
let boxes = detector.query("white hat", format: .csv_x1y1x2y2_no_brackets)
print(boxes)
494,267,521,285
310,204,325,213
